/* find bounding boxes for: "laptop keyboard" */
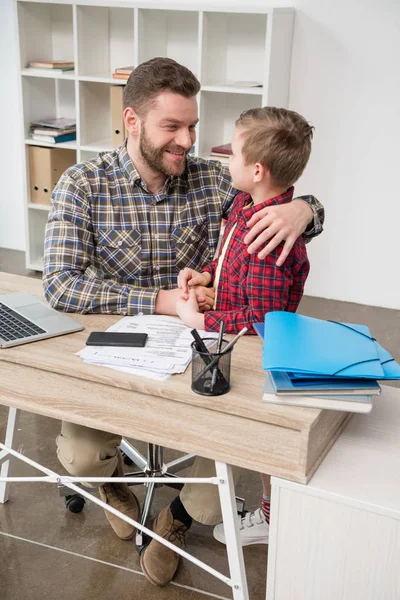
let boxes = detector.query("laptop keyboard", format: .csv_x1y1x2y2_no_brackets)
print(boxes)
0,302,46,342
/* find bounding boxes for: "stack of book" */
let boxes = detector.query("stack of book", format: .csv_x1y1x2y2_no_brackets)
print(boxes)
30,117,77,144
27,60,74,73
254,313,400,413
209,143,232,164
112,66,135,81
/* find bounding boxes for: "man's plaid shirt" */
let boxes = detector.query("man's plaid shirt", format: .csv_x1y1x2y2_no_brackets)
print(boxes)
43,143,324,315
202,188,310,334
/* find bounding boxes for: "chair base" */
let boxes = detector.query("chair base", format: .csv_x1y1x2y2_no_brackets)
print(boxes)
59,439,246,551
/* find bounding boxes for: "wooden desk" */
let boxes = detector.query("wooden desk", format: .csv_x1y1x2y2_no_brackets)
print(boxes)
0,272,351,484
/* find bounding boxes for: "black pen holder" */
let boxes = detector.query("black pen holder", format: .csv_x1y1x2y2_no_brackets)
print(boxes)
191,339,232,396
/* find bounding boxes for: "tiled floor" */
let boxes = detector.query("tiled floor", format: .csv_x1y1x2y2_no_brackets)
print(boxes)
1,248,399,600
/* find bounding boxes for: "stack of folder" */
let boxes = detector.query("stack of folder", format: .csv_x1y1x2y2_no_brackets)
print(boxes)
254,313,400,413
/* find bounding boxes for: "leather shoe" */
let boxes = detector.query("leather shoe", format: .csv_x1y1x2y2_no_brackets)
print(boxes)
140,505,189,586
99,452,140,540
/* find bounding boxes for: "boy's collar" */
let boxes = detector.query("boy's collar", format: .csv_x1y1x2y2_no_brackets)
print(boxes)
240,187,294,221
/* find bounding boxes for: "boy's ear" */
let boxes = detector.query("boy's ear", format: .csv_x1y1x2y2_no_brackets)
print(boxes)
253,162,266,183
124,107,140,137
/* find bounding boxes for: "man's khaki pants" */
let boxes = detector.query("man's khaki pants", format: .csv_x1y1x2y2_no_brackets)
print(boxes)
57,421,241,526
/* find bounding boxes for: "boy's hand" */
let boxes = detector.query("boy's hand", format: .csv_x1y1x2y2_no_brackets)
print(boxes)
178,268,212,293
176,289,205,330
194,286,215,311
244,200,313,266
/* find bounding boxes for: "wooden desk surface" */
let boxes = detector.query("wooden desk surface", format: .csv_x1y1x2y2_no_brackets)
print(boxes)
0,272,351,483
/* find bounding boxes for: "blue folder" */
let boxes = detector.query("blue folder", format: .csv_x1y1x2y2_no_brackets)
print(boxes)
256,313,400,380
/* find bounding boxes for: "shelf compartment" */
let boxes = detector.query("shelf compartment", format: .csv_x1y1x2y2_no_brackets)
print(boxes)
199,91,262,159
77,6,135,78
201,85,263,96
18,2,74,70
138,9,199,76
201,11,267,88
79,81,113,148
22,76,76,140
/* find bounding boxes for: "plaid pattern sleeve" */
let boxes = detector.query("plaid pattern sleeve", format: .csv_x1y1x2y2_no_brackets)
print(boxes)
204,190,310,334
295,194,325,242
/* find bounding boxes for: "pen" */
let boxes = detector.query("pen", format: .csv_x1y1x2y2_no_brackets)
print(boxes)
190,329,213,365
210,320,225,391
194,327,248,384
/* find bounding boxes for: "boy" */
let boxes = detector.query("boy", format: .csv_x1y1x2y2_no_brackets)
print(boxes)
176,106,313,545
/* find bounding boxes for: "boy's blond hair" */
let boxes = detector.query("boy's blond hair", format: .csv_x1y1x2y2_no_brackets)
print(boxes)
235,107,314,188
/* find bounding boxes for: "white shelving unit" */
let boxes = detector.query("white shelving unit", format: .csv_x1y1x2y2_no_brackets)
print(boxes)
15,0,294,271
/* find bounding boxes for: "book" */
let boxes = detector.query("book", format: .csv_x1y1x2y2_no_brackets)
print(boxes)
31,133,77,144
262,372,373,413
210,143,232,155
31,127,76,137
269,369,381,397
30,117,76,131
28,60,74,69
112,72,130,80
114,66,135,75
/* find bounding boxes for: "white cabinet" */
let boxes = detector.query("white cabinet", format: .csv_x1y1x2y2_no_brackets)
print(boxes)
267,385,400,600
16,0,294,271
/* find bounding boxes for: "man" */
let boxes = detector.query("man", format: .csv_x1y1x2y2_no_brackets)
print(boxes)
43,57,324,587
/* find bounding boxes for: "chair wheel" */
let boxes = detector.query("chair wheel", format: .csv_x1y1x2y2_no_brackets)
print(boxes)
122,452,133,466
65,494,85,513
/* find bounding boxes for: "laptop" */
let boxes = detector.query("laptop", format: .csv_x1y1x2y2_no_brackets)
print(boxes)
0,292,84,349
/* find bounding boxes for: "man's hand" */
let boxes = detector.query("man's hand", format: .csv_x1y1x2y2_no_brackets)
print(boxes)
178,267,212,293
176,289,205,329
244,200,314,266
155,288,185,316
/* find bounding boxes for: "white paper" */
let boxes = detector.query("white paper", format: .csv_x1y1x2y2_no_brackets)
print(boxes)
78,315,217,380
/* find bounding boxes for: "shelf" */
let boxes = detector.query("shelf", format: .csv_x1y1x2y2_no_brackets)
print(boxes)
80,140,114,153
27,203,51,213
21,68,75,80
25,139,77,150
78,74,126,85
16,1,293,273
201,85,263,95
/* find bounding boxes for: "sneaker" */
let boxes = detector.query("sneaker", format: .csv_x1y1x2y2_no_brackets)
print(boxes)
140,505,189,586
213,507,269,546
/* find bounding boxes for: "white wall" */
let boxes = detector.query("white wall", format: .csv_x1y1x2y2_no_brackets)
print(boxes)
0,0,25,251
290,0,400,309
1,0,399,308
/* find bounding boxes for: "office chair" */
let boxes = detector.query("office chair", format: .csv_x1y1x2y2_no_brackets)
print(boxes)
60,439,245,550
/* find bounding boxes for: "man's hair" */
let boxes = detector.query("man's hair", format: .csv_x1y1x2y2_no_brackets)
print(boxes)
235,107,314,188
123,57,200,116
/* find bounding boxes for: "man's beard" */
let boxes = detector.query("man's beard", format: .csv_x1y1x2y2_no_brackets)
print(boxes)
139,124,187,177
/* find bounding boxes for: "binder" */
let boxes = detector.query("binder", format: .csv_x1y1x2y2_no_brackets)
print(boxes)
261,313,400,379
110,85,126,147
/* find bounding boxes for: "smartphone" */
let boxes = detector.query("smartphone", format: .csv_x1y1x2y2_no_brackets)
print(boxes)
86,331,148,348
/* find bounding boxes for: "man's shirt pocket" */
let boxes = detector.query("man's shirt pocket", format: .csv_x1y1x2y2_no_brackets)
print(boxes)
95,229,142,281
